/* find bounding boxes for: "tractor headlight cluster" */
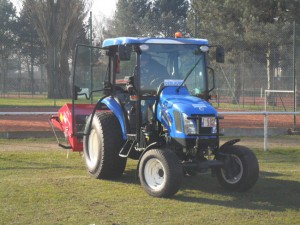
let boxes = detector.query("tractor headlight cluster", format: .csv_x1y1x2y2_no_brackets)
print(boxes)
202,117,217,134
182,114,217,135
182,113,196,135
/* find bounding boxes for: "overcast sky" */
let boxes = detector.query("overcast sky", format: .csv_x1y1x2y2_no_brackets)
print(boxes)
10,0,118,18
92,0,117,18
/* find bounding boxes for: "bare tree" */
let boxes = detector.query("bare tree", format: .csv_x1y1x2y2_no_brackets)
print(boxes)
23,0,92,98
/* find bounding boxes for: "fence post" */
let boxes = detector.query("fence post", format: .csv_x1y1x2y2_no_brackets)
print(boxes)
293,21,297,131
264,112,268,151
217,88,220,108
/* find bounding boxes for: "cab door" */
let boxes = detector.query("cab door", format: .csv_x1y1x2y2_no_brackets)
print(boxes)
71,44,109,137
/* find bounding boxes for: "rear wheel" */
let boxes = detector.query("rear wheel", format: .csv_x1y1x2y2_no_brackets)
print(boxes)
216,145,259,192
83,112,126,179
139,149,183,198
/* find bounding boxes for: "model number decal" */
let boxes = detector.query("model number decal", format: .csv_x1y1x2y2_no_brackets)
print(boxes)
164,79,184,86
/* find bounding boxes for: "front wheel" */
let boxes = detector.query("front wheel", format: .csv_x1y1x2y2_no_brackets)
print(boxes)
216,145,259,192
139,149,183,198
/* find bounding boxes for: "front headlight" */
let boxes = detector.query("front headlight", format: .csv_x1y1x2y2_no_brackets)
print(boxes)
202,117,217,134
182,113,196,135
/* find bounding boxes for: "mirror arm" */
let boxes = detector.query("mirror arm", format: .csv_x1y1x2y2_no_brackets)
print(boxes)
207,66,215,93
74,88,106,100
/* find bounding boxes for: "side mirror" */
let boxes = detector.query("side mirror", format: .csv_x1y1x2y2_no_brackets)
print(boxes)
74,85,91,100
73,85,81,100
118,45,131,61
216,46,225,63
103,81,112,95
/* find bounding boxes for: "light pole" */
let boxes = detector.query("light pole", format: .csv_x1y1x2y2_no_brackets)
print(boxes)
292,20,297,130
89,11,93,103
53,0,57,106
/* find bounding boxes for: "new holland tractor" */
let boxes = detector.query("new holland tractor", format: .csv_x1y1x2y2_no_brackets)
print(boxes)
50,33,259,197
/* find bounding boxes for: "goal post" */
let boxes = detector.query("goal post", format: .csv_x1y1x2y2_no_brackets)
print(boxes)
264,90,298,112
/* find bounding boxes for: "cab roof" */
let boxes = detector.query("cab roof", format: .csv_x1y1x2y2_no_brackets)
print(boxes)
102,37,209,48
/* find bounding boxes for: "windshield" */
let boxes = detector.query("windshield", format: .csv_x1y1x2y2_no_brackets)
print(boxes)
139,44,206,95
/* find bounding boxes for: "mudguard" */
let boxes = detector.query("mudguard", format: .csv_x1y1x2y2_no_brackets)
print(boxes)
101,97,127,140
219,139,240,152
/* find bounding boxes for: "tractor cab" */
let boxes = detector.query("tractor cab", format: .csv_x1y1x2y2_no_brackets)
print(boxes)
70,37,222,152
63,37,218,150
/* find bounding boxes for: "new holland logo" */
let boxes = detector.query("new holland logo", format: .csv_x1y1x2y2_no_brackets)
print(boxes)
192,104,207,111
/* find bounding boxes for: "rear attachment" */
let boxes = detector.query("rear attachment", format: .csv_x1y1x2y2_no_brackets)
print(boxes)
49,103,96,152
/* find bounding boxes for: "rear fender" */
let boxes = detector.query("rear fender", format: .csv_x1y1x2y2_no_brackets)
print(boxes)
101,97,127,140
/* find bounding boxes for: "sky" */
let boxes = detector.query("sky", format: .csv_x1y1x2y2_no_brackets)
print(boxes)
91,0,118,18
10,0,118,18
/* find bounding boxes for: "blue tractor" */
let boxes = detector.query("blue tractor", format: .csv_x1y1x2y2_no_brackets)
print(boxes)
52,33,259,197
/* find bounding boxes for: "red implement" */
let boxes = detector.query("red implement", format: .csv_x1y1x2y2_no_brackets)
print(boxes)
50,103,96,151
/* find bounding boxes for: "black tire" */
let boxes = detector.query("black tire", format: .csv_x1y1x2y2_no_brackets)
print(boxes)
139,149,183,198
216,145,259,192
83,112,127,179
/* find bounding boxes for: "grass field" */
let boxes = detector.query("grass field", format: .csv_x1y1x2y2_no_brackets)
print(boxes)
0,97,99,108
0,137,299,225
0,97,65,107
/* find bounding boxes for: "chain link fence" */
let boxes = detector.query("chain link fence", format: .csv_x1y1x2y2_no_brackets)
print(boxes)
203,22,299,113
0,1,299,114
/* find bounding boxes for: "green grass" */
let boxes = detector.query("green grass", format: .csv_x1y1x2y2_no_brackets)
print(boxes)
0,97,68,107
0,97,100,108
0,138,299,225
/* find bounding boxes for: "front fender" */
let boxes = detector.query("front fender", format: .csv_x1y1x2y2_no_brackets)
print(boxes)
101,97,127,140
219,139,240,152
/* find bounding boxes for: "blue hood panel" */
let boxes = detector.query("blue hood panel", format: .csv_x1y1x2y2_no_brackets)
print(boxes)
156,86,217,138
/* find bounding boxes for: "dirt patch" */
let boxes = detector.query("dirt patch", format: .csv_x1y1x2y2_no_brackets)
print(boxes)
0,115,52,132
0,107,58,132
220,114,298,129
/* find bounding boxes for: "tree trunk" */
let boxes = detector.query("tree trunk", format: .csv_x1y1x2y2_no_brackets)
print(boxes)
232,64,242,104
46,46,71,99
57,49,71,98
266,43,276,106
46,47,55,98
0,58,8,97
30,35,35,96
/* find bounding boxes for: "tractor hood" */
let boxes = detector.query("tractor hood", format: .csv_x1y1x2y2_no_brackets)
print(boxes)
156,86,217,138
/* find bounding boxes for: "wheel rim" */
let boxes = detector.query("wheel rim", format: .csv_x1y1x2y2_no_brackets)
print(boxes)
87,129,99,169
221,154,243,184
144,158,166,191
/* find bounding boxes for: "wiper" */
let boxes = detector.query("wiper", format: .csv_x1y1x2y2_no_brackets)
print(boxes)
176,57,202,93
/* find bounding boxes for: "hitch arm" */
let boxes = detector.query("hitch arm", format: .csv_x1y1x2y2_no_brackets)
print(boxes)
49,116,72,150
